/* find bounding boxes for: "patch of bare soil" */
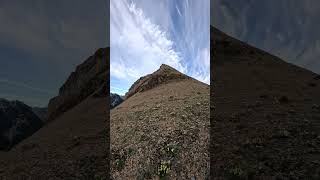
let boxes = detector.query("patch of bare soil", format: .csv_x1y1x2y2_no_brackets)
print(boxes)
111,66,210,179
211,26,320,179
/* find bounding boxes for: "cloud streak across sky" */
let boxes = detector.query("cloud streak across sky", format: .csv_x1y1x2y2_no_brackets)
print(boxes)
111,0,210,95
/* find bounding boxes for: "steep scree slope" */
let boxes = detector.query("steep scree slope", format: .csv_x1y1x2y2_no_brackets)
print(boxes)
111,65,210,179
211,26,320,179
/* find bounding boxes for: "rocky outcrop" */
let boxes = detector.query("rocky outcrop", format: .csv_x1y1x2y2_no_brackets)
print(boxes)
47,48,109,121
110,93,123,109
0,99,43,151
125,64,190,99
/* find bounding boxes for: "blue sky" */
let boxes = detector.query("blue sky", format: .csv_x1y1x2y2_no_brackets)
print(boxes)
110,0,210,95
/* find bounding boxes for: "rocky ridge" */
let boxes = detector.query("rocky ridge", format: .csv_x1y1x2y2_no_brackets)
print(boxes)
124,64,190,99
48,48,109,121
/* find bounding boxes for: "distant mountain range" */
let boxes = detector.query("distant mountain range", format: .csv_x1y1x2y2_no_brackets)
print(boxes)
0,99,43,151
110,93,123,109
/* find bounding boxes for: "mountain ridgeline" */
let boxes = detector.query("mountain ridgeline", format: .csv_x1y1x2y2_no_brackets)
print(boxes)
47,48,109,121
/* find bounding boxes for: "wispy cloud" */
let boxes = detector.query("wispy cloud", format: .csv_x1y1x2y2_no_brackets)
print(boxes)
110,0,210,94
176,5,182,17
0,78,55,95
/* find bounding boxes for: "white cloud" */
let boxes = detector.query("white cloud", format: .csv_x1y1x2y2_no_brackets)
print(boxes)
111,0,210,93
192,48,210,84
111,0,186,83
176,5,182,17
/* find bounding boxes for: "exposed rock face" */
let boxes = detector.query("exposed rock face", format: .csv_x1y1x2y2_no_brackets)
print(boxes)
48,48,109,121
0,99,43,151
125,64,190,99
211,26,320,179
110,93,123,109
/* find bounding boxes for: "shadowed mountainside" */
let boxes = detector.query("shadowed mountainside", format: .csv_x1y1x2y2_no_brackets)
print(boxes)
111,64,210,179
211,26,320,179
0,48,109,179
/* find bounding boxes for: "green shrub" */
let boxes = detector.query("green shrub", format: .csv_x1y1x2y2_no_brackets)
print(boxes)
158,160,171,179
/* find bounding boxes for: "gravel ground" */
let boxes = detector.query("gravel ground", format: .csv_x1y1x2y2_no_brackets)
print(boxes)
111,77,210,179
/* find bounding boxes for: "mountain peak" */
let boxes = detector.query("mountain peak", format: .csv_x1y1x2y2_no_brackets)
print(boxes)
159,63,173,69
125,64,190,99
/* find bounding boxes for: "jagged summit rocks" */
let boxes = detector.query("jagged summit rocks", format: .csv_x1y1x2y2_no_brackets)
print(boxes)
125,64,191,99
111,64,209,179
48,48,109,121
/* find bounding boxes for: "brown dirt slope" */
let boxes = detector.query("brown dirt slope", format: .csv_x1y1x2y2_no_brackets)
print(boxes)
0,49,109,179
211,26,320,179
111,65,210,179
